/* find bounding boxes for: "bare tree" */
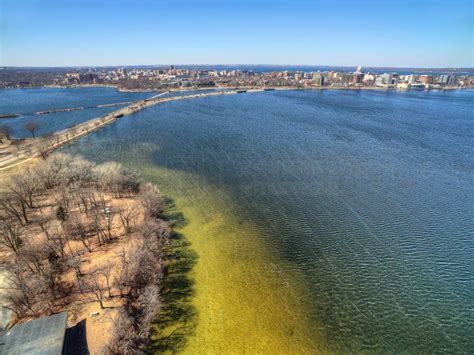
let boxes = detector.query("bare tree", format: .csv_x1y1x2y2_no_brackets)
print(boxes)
67,158,95,186
0,124,12,141
85,273,107,309
1,153,169,339
89,190,107,212
0,217,23,253
54,186,72,219
40,262,63,300
33,153,73,190
2,191,30,224
140,183,164,220
17,240,48,275
71,188,95,215
108,281,161,353
24,121,39,138
0,195,27,225
94,162,140,198
104,209,115,243
108,311,137,354
37,137,52,159
67,215,92,252
135,283,161,335
90,211,106,246
96,264,114,298
8,170,37,208
118,203,138,234
46,233,68,260
66,256,84,293
114,249,131,298
5,264,38,318
37,217,52,240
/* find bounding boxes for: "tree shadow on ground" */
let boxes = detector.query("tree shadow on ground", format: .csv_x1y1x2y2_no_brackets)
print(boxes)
148,198,199,353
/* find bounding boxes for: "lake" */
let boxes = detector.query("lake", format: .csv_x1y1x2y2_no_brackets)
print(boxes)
0,87,155,138
5,87,474,353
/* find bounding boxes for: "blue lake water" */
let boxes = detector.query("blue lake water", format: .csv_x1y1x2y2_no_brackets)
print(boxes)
0,87,155,138
8,87,474,352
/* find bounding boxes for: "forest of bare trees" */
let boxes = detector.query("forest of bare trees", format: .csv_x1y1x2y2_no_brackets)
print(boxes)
0,153,170,353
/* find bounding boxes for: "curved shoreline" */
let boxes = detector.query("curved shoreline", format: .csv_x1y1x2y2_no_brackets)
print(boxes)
116,163,327,353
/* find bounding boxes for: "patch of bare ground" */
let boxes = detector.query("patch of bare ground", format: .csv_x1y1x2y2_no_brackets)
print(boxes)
0,154,170,353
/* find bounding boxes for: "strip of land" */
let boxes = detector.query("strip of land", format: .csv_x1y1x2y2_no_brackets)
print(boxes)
0,88,271,170
5,100,138,117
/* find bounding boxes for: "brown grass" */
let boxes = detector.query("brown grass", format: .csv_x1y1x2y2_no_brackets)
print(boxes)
0,184,145,353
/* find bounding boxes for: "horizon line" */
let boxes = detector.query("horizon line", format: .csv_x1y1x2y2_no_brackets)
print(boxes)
2,64,473,70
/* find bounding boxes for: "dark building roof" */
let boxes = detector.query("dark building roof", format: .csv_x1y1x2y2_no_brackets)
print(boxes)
0,312,67,355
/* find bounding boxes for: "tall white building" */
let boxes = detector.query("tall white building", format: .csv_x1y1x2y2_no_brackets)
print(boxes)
381,73,393,85
407,74,416,84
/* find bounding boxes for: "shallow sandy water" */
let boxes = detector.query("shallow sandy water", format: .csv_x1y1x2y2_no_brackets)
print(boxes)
141,164,326,353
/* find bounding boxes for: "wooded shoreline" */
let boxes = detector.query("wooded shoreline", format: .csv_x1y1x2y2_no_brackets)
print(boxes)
0,154,172,353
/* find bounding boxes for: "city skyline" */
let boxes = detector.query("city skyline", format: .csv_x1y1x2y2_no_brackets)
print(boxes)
0,0,473,68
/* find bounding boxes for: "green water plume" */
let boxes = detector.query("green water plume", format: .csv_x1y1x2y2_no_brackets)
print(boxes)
136,164,327,354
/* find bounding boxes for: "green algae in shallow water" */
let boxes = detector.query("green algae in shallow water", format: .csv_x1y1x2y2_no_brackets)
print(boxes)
137,164,326,354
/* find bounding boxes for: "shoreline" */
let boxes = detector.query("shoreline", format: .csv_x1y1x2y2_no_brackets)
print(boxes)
1,85,471,171
0,89,257,170
2,83,472,353
130,163,325,353
0,83,470,93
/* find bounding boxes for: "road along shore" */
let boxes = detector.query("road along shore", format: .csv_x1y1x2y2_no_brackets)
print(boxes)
0,88,269,170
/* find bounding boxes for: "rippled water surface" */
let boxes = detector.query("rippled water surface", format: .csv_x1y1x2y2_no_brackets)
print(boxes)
57,89,474,353
0,87,155,138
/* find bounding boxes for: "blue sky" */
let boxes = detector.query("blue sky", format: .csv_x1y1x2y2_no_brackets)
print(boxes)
0,0,472,67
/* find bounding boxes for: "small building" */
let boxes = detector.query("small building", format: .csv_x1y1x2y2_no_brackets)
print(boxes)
419,75,434,84
0,312,68,354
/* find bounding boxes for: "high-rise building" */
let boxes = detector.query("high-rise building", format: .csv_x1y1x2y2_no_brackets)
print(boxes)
352,74,363,84
363,73,375,86
407,74,416,84
312,72,325,86
440,74,457,86
116,68,127,76
448,75,457,86
294,72,303,81
381,73,393,85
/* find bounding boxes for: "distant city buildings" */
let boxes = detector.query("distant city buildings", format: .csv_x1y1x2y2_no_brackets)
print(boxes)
0,66,472,90
65,72,80,85
419,75,434,85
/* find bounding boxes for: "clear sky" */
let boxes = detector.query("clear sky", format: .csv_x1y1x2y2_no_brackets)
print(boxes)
0,0,472,67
